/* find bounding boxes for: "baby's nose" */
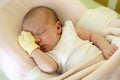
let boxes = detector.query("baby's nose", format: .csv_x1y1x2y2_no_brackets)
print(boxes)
35,37,41,45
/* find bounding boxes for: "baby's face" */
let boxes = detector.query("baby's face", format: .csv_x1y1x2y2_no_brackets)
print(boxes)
23,19,62,52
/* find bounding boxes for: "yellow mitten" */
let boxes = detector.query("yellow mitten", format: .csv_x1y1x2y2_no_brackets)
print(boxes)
18,31,39,56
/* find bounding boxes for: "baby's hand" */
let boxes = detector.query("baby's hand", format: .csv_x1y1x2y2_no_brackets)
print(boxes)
18,31,39,56
102,44,118,59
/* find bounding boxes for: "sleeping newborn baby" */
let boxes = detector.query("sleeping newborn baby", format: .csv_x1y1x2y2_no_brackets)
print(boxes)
18,6,117,74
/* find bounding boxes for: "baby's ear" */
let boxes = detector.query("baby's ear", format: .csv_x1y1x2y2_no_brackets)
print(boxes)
55,21,62,34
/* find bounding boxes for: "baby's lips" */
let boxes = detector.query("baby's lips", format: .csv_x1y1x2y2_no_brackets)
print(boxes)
40,45,47,51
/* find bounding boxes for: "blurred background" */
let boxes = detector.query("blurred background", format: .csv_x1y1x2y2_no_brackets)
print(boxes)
94,0,120,14
81,0,120,14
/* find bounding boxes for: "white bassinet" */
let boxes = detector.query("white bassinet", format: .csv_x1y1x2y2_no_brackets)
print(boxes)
0,0,120,80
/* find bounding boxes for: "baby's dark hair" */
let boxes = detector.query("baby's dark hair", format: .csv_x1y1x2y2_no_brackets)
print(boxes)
23,6,59,26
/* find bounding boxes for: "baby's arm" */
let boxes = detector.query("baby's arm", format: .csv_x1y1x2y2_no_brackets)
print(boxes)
18,31,58,73
76,28,118,59
31,49,58,73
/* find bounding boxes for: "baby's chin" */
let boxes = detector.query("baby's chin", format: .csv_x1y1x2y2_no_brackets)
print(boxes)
40,45,54,52
41,48,50,52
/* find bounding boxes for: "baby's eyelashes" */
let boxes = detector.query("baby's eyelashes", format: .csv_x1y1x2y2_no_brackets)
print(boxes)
36,33,42,36
34,30,46,36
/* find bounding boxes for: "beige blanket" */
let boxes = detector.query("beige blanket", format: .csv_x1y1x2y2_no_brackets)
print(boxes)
54,49,120,80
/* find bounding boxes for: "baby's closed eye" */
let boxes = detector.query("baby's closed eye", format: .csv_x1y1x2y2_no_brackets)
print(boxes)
36,30,46,36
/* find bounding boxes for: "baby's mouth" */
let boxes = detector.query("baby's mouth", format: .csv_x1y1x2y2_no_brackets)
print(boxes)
40,45,47,51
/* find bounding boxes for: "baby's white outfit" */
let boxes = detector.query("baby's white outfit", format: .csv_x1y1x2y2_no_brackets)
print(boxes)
48,20,101,73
